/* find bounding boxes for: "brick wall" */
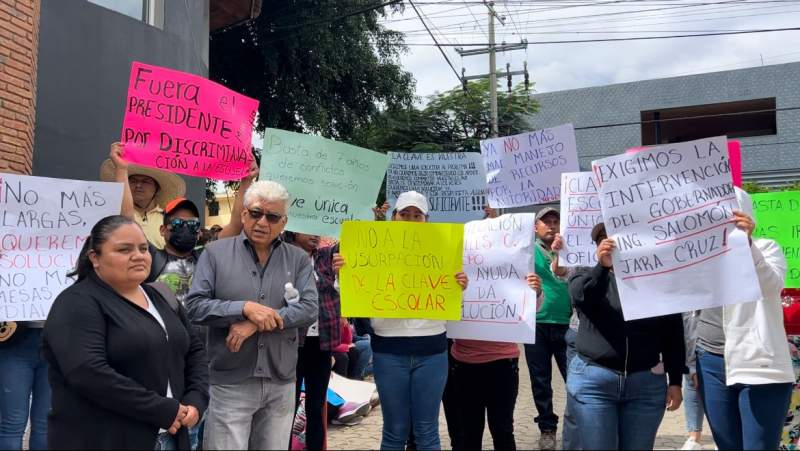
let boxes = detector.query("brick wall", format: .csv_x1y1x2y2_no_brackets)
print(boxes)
0,0,40,175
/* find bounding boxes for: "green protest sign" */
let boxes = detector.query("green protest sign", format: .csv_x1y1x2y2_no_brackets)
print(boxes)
259,128,389,237
752,191,800,288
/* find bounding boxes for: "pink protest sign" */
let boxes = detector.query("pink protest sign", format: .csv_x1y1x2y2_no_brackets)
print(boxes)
728,140,742,187
626,141,742,187
121,62,259,180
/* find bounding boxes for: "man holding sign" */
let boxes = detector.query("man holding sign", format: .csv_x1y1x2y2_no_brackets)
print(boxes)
334,191,468,451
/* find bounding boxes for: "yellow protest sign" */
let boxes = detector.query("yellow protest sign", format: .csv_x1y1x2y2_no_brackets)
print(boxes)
340,221,465,320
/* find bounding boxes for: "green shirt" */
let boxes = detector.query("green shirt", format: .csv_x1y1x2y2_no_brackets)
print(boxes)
535,239,572,324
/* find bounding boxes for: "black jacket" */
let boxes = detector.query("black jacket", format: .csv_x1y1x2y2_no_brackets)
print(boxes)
43,272,209,450
569,265,686,386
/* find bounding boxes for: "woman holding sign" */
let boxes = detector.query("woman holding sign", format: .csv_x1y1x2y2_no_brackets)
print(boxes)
694,188,793,451
333,191,468,451
568,222,686,450
42,216,209,450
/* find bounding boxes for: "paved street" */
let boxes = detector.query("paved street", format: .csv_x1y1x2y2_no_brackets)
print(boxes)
329,348,712,450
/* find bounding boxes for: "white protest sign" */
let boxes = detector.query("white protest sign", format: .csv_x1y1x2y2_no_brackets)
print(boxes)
480,123,579,208
387,152,487,223
591,136,761,320
0,174,123,321
559,172,603,267
447,213,537,343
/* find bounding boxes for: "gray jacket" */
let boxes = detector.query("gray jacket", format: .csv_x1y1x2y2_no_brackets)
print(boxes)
186,233,318,384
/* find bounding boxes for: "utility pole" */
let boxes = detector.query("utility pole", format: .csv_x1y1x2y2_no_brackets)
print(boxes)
457,1,527,138
488,5,499,137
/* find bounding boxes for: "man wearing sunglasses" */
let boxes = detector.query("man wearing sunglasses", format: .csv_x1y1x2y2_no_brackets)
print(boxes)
186,180,318,451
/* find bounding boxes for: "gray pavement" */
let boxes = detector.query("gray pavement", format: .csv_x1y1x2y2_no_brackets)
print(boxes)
328,348,713,450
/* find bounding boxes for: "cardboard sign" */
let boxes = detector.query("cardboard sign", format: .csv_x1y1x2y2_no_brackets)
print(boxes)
446,214,537,343
339,221,464,320
559,172,602,267
628,140,743,188
480,123,579,208
260,128,389,237
592,136,762,320
387,152,487,223
121,61,258,180
0,174,124,321
752,191,800,288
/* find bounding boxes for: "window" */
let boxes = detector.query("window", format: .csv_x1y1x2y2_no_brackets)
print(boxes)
86,0,164,28
641,98,777,145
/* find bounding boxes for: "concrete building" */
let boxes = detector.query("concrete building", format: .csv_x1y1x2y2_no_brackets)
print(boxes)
527,62,800,187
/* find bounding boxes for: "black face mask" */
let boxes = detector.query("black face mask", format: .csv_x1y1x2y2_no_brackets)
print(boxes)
168,228,198,253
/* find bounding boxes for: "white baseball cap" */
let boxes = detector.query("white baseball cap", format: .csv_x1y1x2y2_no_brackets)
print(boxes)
394,191,430,215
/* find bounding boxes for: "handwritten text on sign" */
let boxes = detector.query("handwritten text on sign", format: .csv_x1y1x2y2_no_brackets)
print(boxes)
447,214,536,343
592,136,761,320
260,129,390,237
387,152,487,223
339,221,464,320
753,191,800,288
480,123,579,208
0,174,123,321
121,62,258,180
559,172,602,267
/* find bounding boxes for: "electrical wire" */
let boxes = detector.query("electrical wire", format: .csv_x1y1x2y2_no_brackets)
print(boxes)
408,0,463,81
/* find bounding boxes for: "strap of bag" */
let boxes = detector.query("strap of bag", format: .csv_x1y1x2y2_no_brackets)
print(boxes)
147,281,180,313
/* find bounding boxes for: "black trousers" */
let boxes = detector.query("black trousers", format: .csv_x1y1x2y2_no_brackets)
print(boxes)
524,323,568,433
452,357,519,450
294,337,332,451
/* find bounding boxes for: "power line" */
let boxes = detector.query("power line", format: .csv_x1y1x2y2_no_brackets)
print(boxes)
395,26,800,45
408,0,463,81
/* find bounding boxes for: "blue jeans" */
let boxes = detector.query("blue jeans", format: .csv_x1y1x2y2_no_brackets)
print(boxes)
373,351,448,450
524,323,568,433
683,374,704,433
696,347,792,450
562,328,581,450
567,356,667,450
0,327,50,450
154,432,177,450
352,334,373,380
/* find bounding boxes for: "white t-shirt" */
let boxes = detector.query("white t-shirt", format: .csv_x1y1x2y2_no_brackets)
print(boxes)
141,287,174,432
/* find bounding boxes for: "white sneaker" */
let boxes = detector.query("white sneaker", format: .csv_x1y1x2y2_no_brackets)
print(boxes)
681,438,703,450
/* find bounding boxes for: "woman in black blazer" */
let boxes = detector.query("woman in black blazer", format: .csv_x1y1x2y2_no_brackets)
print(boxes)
43,215,208,450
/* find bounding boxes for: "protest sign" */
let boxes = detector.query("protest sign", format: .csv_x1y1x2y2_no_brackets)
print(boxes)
0,174,123,321
447,214,537,343
260,128,390,237
559,172,603,267
121,61,258,180
752,191,800,288
339,221,464,320
386,152,486,223
480,123,579,208
592,136,761,320
628,140,743,187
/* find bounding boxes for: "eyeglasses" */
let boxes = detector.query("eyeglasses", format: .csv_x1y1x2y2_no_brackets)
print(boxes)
247,209,284,224
169,218,201,231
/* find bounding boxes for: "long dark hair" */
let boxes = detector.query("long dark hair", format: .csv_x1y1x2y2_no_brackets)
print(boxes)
68,215,139,282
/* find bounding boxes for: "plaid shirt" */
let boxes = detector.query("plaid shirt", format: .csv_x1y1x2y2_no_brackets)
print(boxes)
300,244,342,351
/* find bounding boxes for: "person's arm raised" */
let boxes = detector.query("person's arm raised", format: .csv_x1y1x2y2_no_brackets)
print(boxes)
110,142,134,220
218,160,259,239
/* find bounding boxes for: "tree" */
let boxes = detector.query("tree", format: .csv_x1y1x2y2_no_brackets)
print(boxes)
210,1,415,141
353,78,539,153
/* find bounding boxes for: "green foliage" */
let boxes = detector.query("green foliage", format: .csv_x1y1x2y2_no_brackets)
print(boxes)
742,181,771,194
353,78,539,153
209,1,415,141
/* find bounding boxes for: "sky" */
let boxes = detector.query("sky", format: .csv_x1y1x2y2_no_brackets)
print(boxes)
376,0,800,100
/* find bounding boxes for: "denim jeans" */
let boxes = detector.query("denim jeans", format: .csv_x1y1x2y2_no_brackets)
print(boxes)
696,347,792,450
567,355,667,450
0,327,50,450
562,327,581,450
524,323,568,432
203,377,295,450
352,335,373,380
452,358,519,450
683,374,704,433
154,432,177,450
373,351,448,450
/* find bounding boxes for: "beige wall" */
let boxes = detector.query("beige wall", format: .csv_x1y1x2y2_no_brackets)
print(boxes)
205,192,235,227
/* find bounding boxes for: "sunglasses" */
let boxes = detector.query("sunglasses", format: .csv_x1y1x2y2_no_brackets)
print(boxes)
169,218,201,231
247,209,284,224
